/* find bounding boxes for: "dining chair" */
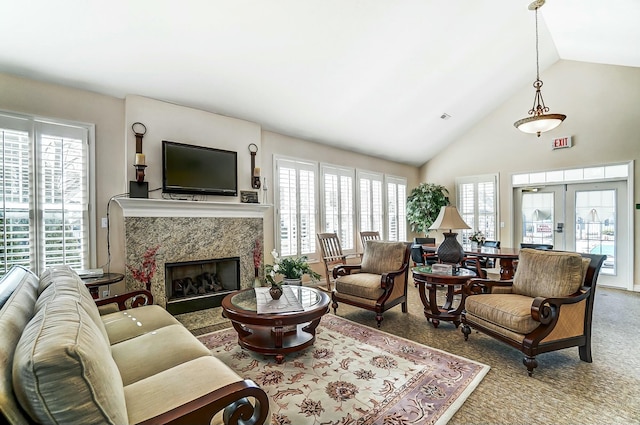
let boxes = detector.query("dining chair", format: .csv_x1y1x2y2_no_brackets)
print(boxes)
317,233,347,292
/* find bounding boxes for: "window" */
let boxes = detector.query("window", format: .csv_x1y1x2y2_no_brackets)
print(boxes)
0,112,94,276
321,164,354,251
386,176,407,241
456,174,498,242
274,156,409,259
274,157,317,258
357,170,384,239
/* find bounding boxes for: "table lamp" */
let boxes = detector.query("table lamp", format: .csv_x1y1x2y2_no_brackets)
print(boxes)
428,206,471,265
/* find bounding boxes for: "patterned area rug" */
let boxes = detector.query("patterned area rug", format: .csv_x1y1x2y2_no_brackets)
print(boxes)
197,315,489,425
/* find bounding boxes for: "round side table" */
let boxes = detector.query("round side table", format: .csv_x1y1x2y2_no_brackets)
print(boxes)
412,266,476,328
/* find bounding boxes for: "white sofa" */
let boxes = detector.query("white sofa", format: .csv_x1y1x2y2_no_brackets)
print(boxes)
0,265,268,425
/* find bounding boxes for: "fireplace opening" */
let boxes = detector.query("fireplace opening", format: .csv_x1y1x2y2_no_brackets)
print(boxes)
165,257,240,315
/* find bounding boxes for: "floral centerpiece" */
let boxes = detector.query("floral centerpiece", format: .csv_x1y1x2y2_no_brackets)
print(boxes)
469,231,486,245
126,245,160,291
265,249,321,287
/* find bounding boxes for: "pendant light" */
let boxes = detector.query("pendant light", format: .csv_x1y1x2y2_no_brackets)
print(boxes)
514,0,566,137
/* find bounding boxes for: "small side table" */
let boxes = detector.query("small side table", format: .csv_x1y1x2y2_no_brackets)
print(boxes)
412,266,476,328
81,273,124,299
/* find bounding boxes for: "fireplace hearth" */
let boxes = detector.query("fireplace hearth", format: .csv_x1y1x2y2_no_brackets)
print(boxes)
165,257,240,315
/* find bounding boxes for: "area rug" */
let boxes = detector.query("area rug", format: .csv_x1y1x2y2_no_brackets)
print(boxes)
197,315,489,425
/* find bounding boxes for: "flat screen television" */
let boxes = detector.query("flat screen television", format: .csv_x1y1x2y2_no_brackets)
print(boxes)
162,140,238,196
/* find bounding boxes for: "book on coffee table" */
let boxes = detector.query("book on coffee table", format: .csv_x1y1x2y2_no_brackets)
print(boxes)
255,286,304,314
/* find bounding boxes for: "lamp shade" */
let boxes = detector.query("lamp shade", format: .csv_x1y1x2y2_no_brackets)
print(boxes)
514,113,566,136
428,206,471,232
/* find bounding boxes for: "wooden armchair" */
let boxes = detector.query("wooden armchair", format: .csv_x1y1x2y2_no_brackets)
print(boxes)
317,232,347,292
461,248,606,376
359,230,380,251
332,241,411,327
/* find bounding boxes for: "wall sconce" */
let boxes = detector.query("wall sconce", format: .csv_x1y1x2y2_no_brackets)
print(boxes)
130,122,148,198
248,143,261,189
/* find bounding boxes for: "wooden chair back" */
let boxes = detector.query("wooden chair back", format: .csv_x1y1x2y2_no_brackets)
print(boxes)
359,231,380,251
317,232,347,291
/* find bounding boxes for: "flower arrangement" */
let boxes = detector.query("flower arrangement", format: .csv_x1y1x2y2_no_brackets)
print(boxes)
126,245,160,291
265,249,321,287
253,238,262,277
469,231,486,244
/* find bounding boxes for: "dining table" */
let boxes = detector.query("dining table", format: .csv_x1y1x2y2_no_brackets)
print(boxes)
422,245,520,280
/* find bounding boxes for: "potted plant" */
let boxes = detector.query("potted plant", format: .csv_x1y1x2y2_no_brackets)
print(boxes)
266,250,322,289
406,183,450,235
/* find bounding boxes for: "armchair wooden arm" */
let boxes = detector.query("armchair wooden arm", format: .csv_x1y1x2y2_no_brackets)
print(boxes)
530,286,591,325
138,379,269,425
463,278,513,297
333,264,362,278
95,289,154,310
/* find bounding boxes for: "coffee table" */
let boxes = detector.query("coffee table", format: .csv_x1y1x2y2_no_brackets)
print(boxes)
221,285,330,363
412,266,476,328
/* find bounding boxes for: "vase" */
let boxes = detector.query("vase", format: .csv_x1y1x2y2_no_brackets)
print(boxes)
253,277,261,288
471,241,478,250
269,285,283,300
283,278,302,286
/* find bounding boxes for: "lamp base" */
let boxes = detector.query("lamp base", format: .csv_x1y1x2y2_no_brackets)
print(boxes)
436,232,465,265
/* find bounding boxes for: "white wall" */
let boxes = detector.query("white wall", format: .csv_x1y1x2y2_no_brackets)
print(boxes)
420,60,640,286
124,95,262,195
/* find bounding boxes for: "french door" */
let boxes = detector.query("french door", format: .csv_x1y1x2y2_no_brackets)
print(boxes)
514,181,629,289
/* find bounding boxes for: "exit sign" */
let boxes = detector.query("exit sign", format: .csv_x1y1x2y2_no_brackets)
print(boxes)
552,136,572,150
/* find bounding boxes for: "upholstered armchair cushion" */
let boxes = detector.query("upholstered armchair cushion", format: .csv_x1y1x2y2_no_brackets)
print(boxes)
512,249,587,298
13,296,128,425
334,273,385,300
360,241,407,275
464,294,540,335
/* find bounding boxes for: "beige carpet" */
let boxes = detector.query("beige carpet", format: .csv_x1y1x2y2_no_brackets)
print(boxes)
198,314,489,425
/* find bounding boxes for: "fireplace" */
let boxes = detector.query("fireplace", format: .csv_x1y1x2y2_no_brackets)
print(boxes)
165,257,240,315
116,198,269,330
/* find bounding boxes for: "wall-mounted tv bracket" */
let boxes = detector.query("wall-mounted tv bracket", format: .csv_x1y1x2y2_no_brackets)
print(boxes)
248,143,261,189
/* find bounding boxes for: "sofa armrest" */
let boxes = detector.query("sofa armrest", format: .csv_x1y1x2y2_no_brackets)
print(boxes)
137,379,269,425
95,289,154,312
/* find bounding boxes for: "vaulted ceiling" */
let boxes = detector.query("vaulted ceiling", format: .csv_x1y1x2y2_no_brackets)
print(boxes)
1,0,638,166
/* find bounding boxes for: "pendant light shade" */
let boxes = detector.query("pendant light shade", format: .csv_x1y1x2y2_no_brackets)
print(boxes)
514,0,566,137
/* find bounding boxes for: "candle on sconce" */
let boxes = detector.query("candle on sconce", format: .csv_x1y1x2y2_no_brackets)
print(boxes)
253,167,261,177
134,153,146,166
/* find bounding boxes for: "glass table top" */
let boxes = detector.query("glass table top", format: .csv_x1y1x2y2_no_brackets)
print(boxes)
231,285,322,312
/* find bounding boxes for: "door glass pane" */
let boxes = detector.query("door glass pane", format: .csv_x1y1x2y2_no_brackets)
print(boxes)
574,190,616,275
521,193,554,246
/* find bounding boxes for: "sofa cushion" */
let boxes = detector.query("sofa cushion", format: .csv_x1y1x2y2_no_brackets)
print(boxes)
465,293,539,335
335,273,385,300
101,304,181,345
0,266,40,425
13,296,128,425
36,266,110,344
512,249,587,298
110,323,212,386
124,355,243,425
360,241,406,275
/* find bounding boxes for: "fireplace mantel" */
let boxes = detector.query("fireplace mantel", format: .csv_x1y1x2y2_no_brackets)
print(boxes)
115,198,270,218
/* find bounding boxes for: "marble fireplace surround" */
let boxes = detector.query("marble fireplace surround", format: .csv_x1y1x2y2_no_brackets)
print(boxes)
116,198,269,329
